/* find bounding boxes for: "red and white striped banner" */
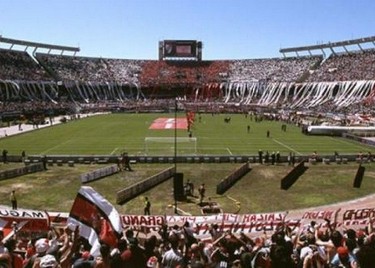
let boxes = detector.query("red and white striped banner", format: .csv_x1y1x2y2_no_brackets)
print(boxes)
67,186,122,257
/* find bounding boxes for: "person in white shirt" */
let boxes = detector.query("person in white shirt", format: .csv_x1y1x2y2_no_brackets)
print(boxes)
161,234,184,268
299,233,327,268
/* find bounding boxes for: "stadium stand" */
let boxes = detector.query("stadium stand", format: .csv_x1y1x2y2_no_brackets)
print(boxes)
0,48,52,81
2,35,375,268
307,49,375,82
36,53,143,85
228,56,322,83
0,39,373,115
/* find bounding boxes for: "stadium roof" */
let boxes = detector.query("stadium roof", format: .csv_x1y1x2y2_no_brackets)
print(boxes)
0,35,80,55
279,35,375,57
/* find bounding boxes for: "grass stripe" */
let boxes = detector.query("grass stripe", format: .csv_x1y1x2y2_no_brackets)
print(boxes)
272,138,302,155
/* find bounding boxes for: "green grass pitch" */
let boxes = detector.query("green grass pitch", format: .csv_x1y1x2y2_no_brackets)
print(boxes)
1,113,375,214
0,113,372,157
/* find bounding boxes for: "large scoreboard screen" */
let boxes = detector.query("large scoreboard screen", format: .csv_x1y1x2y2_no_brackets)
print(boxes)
161,40,201,59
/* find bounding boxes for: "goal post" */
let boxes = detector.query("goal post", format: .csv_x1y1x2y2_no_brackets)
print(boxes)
144,137,197,155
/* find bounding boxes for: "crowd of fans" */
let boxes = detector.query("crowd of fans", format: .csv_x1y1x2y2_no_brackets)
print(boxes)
1,48,375,88
33,54,325,87
228,56,322,83
0,49,52,82
139,60,230,87
35,54,143,85
0,101,77,126
307,49,375,82
0,47,374,112
2,217,375,267
2,47,375,267
0,100,76,115
32,54,325,86
0,45,375,122
79,99,176,113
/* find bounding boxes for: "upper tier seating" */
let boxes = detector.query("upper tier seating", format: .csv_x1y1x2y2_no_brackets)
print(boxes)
0,49,52,81
307,49,375,82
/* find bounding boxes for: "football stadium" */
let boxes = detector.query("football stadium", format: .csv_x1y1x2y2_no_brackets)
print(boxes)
1,20,375,268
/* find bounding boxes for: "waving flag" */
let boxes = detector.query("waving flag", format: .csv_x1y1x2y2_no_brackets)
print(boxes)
67,186,122,256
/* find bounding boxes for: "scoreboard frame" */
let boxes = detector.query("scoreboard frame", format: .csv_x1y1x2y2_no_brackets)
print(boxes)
159,40,202,60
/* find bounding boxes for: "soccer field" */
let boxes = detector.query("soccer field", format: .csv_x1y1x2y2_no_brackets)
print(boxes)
0,113,373,157
1,113,375,215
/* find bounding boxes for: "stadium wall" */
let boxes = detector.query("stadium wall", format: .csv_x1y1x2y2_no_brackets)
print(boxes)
21,154,362,165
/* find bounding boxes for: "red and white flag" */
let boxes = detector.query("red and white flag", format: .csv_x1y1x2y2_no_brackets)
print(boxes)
67,186,122,257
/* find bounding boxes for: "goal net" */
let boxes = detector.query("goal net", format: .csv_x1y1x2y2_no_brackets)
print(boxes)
144,137,197,155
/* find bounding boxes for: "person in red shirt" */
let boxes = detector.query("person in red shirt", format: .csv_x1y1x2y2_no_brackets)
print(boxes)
4,238,24,268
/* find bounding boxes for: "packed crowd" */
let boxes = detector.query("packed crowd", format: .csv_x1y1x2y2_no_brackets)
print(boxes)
307,49,375,82
1,217,375,268
79,99,176,113
0,47,374,116
228,56,322,83
1,47,375,268
0,101,77,126
1,47,375,89
139,60,230,87
0,101,76,115
33,54,324,87
35,54,143,85
0,49,51,82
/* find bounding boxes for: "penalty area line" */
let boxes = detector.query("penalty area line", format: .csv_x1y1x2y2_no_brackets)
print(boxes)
40,140,71,155
226,148,233,155
110,147,120,155
272,139,301,155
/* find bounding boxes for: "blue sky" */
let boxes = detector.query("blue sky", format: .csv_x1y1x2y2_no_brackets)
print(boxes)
0,0,374,60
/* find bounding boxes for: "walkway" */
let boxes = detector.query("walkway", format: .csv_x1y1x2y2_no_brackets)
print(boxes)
0,113,104,138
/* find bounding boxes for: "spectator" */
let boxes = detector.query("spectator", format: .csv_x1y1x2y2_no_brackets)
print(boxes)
144,197,151,215
298,233,327,268
183,221,197,250
122,153,133,171
356,244,375,268
10,190,17,210
2,149,8,164
330,246,357,267
121,237,147,267
94,243,112,268
0,253,11,267
21,150,26,162
39,254,60,268
72,250,95,268
24,238,50,268
198,184,205,205
0,231,8,254
161,234,184,268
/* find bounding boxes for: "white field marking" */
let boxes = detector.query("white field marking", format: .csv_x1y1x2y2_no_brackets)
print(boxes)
40,140,72,154
272,138,302,155
226,148,233,155
226,195,239,203
165,118,175,129
174,205,192,216
110,147,119,155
